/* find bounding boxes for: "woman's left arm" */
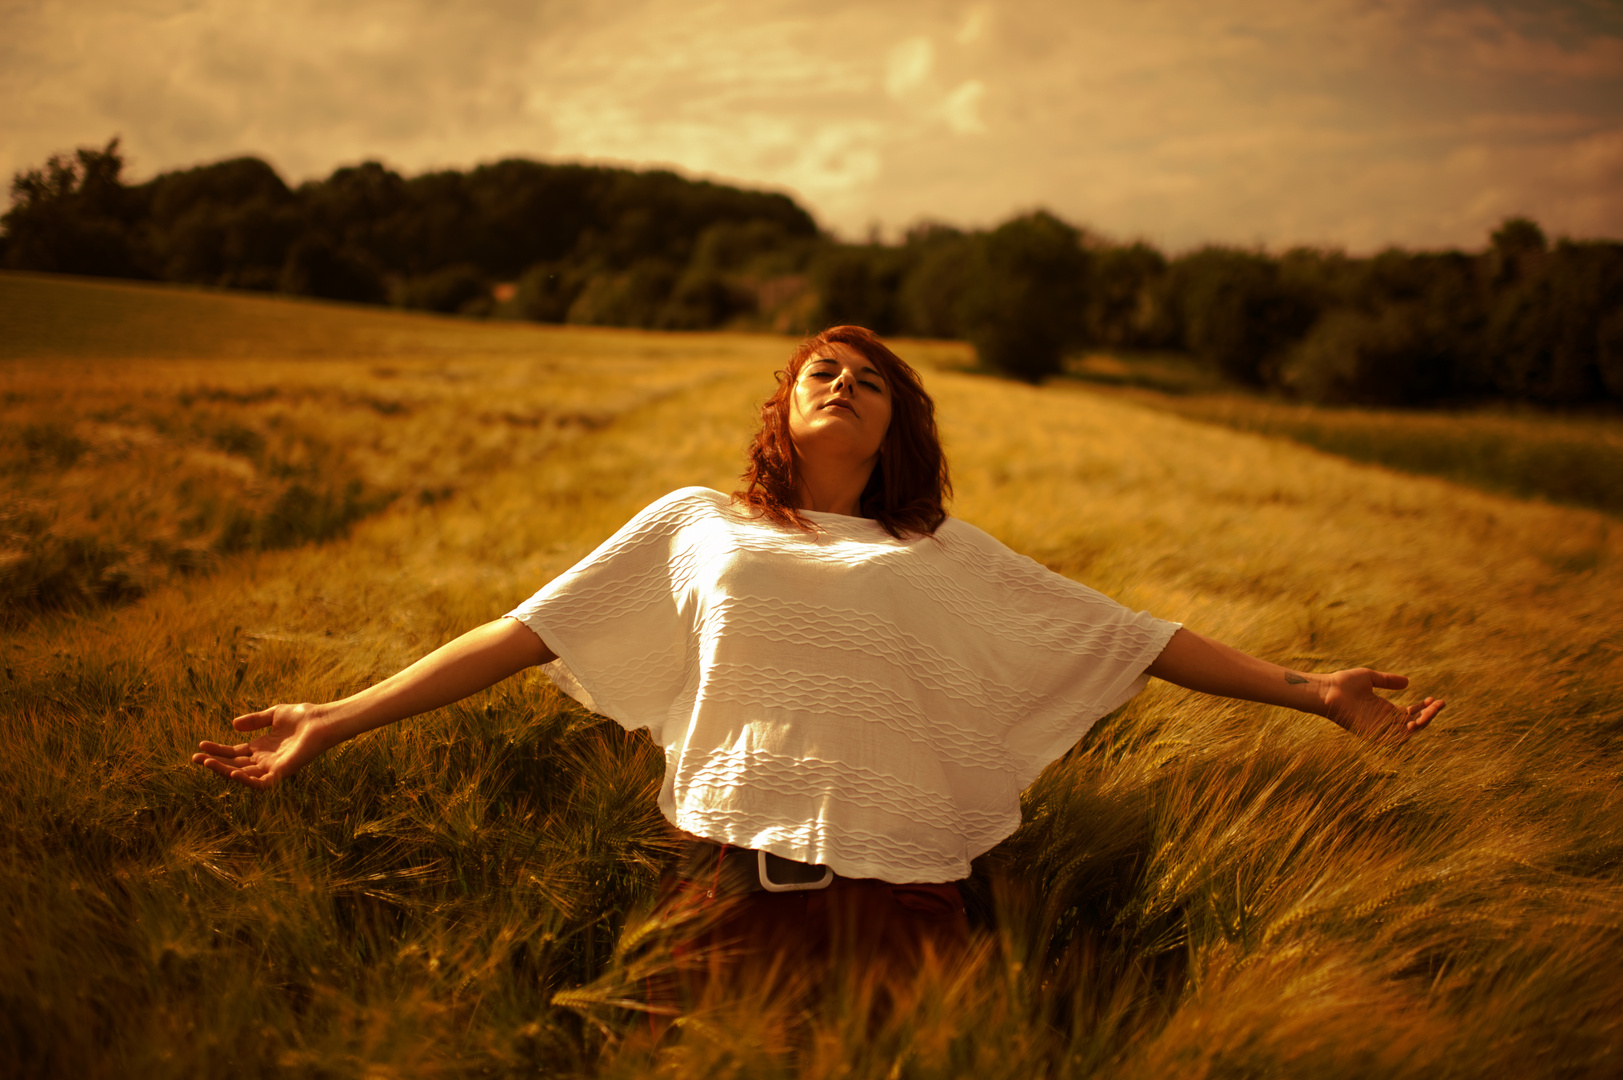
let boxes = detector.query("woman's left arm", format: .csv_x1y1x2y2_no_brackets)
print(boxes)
1143,627,1445,744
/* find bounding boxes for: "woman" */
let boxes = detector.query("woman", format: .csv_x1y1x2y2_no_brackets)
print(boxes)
193,326,1443,984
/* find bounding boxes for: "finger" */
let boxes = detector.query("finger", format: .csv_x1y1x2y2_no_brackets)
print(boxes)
1400,699,1441,733
1369,670,1410,691
197,739,250,757
199,757,244,780
200,749,256,768
233,708,275,732
232,768,277,791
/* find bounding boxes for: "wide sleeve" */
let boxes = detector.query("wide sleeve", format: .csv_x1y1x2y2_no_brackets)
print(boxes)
934,520,1182,785
504,488,711,743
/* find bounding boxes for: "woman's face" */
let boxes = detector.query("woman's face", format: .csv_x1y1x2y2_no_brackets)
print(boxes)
787,343,892,466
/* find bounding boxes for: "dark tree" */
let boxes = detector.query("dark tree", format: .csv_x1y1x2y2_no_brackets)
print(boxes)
1286,304,1459,405
1281,247,1485,404
957,212,1091,382
395,263,490,315
1485,239,1623,404
465,160,602,276
1169,248,1317,386
565,259,681,328
140,157,297,289
1599,307,1623,401
298,161,411,267
896,223,973,340
813,244,909,334
1488,216,1548,287
395,169,479,274
514,261,589,323
3,138,146,277
1085,242,1167,348
658,267,754,329
277,235,386,304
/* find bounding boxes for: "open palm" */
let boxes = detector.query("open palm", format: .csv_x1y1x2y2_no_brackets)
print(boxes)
1322,668,1444,744
192,703,326,790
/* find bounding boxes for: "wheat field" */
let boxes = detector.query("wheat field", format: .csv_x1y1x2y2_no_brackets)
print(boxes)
2,271,1620,1078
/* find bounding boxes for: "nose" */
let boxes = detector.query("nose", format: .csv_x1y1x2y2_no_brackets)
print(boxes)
832,369,856,394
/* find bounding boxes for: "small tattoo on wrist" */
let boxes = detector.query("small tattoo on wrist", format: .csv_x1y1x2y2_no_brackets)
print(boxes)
1285,673,1308,685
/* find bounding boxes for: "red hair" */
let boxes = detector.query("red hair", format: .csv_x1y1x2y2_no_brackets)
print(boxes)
734,326,951,538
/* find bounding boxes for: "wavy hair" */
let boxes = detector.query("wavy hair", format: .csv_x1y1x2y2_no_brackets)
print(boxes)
734,326,951,538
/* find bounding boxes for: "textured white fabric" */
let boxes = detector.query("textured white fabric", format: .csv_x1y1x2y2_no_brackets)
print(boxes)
506,487,1179,883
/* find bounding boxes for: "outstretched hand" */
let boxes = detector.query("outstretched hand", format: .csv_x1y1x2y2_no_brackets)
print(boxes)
1320,669,1444,745
191,703,328,790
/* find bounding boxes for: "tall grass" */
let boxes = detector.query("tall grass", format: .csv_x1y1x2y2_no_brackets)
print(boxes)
3,273,1620,1077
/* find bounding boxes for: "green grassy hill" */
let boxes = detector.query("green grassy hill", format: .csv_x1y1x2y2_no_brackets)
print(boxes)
2,272,1619,1078
1065,351,1623,517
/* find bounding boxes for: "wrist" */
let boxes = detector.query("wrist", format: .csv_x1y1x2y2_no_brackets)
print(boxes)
1301,672,1333,718
304,701,348,751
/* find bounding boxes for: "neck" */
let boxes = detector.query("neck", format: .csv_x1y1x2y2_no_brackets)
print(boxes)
793,452,876,517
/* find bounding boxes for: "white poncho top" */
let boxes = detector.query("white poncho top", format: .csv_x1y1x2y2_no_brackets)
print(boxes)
506,487,1179,884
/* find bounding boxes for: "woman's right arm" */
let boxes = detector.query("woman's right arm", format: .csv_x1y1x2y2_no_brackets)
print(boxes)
192,617,555,790
1144,626,1443,743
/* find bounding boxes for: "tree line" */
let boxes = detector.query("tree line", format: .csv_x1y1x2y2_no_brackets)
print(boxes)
6,138,1622,406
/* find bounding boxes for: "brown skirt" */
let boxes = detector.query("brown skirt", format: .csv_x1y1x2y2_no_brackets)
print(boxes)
646,840,971,1012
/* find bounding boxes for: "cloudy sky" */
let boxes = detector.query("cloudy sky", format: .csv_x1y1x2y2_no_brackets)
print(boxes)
4,0,1620,251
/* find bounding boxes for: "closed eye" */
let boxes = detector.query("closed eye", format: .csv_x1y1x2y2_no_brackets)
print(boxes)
803,362,885,393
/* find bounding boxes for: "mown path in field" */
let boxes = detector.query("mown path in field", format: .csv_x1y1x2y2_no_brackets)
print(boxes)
3,274,1619,1078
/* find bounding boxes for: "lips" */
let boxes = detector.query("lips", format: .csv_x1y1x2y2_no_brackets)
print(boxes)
822,400,857,416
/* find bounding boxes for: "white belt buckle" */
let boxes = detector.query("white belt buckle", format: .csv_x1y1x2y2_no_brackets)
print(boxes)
758,849,835,892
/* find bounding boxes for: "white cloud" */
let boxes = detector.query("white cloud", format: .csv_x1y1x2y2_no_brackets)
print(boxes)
886,36,935,99
942,80,986,135
956,5,989,45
